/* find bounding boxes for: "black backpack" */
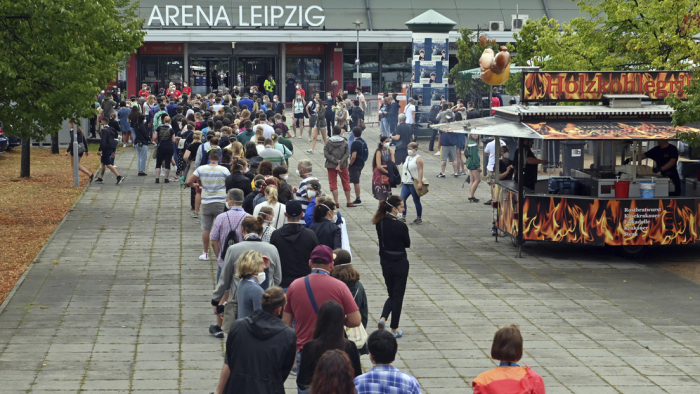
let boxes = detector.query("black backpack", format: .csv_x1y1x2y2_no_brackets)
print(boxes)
221,214,246,260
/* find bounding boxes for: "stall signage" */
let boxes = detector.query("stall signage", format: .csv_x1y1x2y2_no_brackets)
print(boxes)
526,121,700,140
147,5,324,27
141,42,184,55
571,149,582,157
522,71,692,102
286,43,325,55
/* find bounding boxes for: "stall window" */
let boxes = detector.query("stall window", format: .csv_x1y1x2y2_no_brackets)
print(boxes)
343,43,379,94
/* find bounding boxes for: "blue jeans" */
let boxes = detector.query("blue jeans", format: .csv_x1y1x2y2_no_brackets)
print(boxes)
296,351,310,394
216,266,222,283
135,143,148,172
401,184,422,218
130,126,136,142
380,118,390,137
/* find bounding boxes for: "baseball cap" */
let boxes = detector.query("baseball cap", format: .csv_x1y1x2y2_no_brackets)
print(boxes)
286,200,303,217
310,245,334,265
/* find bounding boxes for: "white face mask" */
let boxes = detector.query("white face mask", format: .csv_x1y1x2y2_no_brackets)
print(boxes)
407,149,415,156
307,190,317,199
256,271,266,284
296,169,301,176
281,174,288,180
296,96,301,99
383,143,390,149
273,98,278,102
503,152,510,159
327,95,332,99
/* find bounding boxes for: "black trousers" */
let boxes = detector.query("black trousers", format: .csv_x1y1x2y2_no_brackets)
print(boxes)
429,126,438,151
156,147,173,169
380,257,409,329
190,186,196,210
326,115,334,137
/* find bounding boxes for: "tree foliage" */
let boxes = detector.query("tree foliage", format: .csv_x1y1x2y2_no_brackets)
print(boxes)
447,28,498,109
0,0,144,176
512,0,700,71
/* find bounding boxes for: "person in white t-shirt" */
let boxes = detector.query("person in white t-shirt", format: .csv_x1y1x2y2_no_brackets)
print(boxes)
404,98,416,125
258,114,276,139
483,138,507,205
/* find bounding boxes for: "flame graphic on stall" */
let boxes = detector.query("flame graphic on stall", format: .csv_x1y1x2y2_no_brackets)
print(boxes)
526,122,699,140
523,72,690,101
520,197,699,245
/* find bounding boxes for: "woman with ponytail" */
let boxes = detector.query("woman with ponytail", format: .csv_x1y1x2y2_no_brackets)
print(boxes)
225,157,253,197
253,184,287,229
310,197,341,250
216,286,296,394
372,195,410,338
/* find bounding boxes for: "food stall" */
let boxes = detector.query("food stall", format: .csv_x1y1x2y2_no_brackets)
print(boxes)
433,69,700,256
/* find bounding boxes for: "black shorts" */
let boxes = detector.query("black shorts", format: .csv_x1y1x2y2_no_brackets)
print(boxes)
349,165,363,184
294,113,305,120
100,150,113,165
156,147,174,169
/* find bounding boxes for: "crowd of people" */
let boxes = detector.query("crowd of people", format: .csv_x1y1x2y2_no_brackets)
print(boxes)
86,82,545,394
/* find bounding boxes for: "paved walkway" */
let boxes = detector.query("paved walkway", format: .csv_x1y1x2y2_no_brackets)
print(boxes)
2,127,700,394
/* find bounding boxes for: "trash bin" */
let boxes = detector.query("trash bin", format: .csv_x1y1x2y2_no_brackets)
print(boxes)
561,141,586,176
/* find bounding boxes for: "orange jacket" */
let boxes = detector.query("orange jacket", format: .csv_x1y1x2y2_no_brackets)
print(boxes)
473,365,545,394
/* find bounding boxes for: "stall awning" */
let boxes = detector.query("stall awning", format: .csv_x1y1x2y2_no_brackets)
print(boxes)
433,117,543,139
432,118,700,141
525,121,700,140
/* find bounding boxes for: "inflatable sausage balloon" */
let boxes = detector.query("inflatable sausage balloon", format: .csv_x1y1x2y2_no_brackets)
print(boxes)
480,46,511,86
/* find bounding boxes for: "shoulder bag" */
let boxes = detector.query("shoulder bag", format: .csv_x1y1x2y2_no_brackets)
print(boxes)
346,287,368,348
406,157,429,197
221,290,239,334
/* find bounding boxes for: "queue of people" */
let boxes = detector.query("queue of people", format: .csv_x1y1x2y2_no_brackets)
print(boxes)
90,83,548,394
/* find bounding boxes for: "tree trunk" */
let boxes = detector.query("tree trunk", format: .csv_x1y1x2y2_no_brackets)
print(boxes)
20,138,31,178
51,134,59,154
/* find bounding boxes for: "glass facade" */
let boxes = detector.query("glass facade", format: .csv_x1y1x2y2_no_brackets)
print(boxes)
343,43,412,95
139,56,184,94
343,43,379,94
286,57,325,101
381,43,412,93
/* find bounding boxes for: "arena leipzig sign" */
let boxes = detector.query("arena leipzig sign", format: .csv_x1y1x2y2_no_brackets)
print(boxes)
147,5,325,27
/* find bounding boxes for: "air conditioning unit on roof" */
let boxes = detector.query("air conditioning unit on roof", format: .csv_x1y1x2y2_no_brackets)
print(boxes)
490,21,505,32
511,14,529,31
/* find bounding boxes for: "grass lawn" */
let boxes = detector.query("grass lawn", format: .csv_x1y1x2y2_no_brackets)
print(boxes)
0,144,102,306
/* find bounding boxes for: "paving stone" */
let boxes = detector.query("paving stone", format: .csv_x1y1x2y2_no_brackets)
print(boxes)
1,128,700,393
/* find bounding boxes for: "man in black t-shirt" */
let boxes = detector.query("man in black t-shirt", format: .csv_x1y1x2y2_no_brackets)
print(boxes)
640,140,681,196
512,139,548,190
348,127,366,206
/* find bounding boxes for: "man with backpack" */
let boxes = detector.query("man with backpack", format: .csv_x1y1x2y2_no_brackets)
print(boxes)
209,188,251,333
95,118,125,185
153,103,168,130
428,99,445,152
348,127,368,206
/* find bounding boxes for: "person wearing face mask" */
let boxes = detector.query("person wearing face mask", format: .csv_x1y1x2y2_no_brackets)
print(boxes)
310,198,342,250
258,206,276,243
273,166,294,204
253,185,287,229
303,180,324,228
236,250,267,319
295,160,319,211
372,136,395,201
214,286,295,394
272,95,285,116
292,92,306,139
400,142,424,225
324,92,336,139
212,216,282,338
264,74,276,97
372,195,410,338
225,157,253,197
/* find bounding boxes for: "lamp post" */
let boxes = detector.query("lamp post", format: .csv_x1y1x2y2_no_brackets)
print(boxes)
353,20,362,92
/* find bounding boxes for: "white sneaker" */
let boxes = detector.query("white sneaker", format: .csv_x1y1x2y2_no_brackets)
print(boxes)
307,149,314,154
434,151,441,156
122,143,127,148
198,252,209,261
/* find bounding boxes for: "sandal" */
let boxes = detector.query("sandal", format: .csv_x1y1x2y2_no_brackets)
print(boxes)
378,320,386,330
392,330,403,338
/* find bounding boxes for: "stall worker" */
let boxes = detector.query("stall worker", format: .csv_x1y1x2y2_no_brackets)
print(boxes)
639,139,681,196
512,138,548,190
